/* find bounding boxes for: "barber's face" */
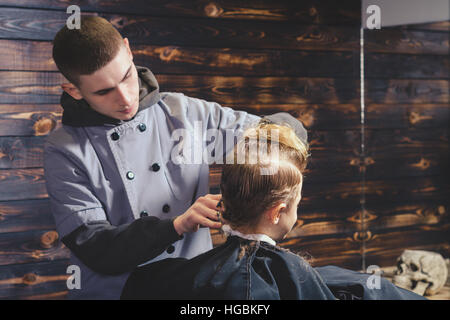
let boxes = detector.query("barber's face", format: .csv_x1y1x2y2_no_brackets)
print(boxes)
64,38,140,121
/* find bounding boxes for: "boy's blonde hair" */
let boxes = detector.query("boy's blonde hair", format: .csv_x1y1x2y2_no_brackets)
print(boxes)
220,122,310,228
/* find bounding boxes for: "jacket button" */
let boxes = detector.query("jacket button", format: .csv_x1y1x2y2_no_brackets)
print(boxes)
140,210,148,217
166,245,175,254
111,132,120,141
151,163,160,172
162,204,170,213
126,171,135,180
138,123,147,132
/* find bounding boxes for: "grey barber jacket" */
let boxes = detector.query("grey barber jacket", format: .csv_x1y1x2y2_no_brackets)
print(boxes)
43,66,307,299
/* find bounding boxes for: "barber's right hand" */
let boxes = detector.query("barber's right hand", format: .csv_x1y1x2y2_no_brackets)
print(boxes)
173,194,223,236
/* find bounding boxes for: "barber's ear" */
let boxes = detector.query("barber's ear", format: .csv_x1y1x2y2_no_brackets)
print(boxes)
123,37,133,60
267,202,286,225
61,83,83,100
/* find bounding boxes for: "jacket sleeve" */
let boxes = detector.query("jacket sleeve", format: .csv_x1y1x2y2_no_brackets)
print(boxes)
44,140,182,276
61,217,183,276
260,112,308,145
181,94,308,161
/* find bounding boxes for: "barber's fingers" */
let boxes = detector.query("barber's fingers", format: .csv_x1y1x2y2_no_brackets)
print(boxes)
198,194,222,210
197,215,222,229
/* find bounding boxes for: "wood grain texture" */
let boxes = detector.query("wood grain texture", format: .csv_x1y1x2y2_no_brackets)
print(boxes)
365,104,450,129
403,21,450,32
365,28,449,55
0,229,69,266
364,127,449,179
0,199,54,234
2,71,448,106
3,39,448,80
364,202,449,232
0,259,69,299
0,168,47,201
0,0,361,24
0,71,362,104
364,79,449,104
0,104,61,136
0,136,46,169
365,53,449,79
0,8,359,51
0,39,358,78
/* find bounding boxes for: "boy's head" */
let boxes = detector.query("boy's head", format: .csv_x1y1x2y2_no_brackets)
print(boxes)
52,16,140,120
220,123,310,241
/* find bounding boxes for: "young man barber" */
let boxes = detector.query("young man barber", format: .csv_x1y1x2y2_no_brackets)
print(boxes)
44,16,308,299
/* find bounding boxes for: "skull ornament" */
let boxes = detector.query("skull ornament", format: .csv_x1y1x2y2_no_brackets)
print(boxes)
393,250,448,296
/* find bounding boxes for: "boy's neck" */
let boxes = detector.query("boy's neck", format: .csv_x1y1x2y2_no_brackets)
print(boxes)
223,224,277,246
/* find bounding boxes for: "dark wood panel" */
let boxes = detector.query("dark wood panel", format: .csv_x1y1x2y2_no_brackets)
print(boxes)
0,104,61,136
0,229,69,266
0,40,357,78
4,72,447,106
403,21,450,32
365,53,449,79
364,175,450,207
0,0,361,24
365,79,449,104
0,168,47,201
0,199,54,234
160,75,361,104
364,202,449,232
0,259,69,299
239,103,361,130
0,136,45,169
365,28,449,55
0,71,361,104
0,8,359,51
0,71,64,104
365,104,450,129
364,127,449,180
3,8,446,54
363,224,450,268
0,40,56,71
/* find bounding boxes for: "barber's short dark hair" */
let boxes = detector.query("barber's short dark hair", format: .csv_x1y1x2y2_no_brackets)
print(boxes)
52,16,124,87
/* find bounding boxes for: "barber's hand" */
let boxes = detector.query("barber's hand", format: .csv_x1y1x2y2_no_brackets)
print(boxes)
173,194,223,236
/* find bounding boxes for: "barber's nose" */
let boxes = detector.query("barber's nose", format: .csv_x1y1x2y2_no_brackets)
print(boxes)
117,85,132,106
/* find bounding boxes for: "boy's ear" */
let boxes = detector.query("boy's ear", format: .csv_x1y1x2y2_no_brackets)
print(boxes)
267,202,286,225
61,83,83,100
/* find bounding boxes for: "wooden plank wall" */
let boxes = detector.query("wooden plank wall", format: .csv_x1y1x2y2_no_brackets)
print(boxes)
363,22,450,269
0,0,447,299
